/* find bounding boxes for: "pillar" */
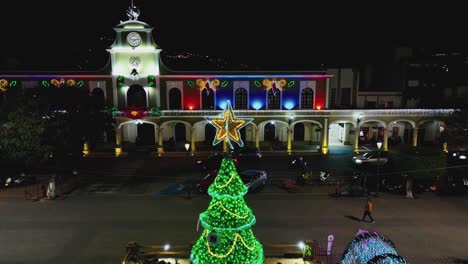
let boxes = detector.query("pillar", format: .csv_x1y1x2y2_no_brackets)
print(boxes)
443,142,448,153
321,118,329,154
354,126,360,153
115,127,122,156
157,127,164,154
255,127,260,149
383,128,389,152
287,128,292,153
191,127,196,154
343,123,351,144
82,142,90,156
412,127,418,147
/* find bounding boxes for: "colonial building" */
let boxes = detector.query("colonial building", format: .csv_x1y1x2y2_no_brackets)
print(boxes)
0,8,454,156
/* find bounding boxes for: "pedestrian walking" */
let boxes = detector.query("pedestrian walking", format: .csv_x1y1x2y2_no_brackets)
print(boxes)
405,173,413,198
361,197,375,223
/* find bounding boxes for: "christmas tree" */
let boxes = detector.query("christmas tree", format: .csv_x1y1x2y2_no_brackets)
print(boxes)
190,157,264,264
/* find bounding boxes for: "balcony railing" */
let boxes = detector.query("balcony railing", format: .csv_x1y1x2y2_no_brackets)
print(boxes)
112,108,456,118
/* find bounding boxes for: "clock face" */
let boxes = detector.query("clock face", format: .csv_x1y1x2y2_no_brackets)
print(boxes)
129,57,141,67
127,32,141,47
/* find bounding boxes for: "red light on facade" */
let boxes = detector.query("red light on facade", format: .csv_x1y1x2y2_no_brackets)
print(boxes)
189,106,193,110
316,105,321,110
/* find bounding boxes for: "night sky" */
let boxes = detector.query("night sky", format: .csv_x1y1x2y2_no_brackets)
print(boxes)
2,1,466,71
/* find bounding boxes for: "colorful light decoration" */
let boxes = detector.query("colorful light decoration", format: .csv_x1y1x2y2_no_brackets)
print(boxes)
262,79,286,96
187,80,195,87
221,80,229,88
191,157,264,264
124,107,145,119
117,75,126,88
147,75,156,87
77,80,85,87
340,231,406,264
50,78,76,88
149,107,161,117
0,79,8,92
287,80,295,88
204,100,253,149
253,81,262,88
197,79,220,95
42,81,50,88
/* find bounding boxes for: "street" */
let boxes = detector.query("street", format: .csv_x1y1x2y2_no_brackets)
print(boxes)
0,153,467,264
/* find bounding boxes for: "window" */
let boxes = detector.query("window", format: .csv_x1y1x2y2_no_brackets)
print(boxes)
267,89,281,109
235,88,248,109
340,88,351,106
168,88,182,109
300,88,314,109
127,85,147,108
201,88,215,110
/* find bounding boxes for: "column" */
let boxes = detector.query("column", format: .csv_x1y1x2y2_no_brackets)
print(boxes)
157,127,164,154
383,128,389,152
115,127,122,156
255,127,260,149
287,127,292,153
343,123,351,144
412,127,418,147
82,142,90,157
191,127,196,154
321,118,329,155
354,126,360,153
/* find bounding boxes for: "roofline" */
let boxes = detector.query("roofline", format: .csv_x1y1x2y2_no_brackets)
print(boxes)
159,74,333,79
0,75,112,78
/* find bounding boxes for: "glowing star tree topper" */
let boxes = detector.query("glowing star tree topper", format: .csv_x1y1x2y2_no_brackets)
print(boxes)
204,100,253,149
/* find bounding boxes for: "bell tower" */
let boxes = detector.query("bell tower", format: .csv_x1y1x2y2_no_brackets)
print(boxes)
108,2,162,107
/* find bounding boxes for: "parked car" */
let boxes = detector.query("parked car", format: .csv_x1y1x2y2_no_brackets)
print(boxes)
196,153,239,171
352,151,388,166
195,169,267,193
4,172,36,188
231,148,262,161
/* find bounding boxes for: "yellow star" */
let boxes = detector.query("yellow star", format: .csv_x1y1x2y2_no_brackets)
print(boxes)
205,100,253,148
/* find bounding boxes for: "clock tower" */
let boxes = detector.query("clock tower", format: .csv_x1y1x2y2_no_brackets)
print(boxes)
108,4,162,107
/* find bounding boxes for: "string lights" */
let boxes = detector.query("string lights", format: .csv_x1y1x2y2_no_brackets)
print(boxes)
191,157,264,264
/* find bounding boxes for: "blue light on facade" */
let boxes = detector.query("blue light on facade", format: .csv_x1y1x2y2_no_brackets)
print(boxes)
251,101,263,110
284,100,295,110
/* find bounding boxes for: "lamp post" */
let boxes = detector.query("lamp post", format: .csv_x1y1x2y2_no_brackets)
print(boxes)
184,143,190,160
376,141,383,197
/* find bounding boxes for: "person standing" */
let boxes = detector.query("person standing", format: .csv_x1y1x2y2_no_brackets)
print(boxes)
361,197,375,223
406,174,413,198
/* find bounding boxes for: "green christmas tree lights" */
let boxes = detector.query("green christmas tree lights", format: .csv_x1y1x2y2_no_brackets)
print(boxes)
191,157,264,264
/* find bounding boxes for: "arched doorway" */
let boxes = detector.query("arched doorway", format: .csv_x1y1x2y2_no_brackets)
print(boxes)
175,123,186,142
300,88,314,109
205,123,216,144
91,88,105,110
137,123,155,146
235,88,248,109
201,88,215,110
293,123,305,141
169,88,182,109
264,123,276,143
127,85,147,108
267,89,281,109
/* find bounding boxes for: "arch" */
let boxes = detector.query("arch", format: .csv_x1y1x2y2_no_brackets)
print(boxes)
258,120,289,130
417,119,446,128
359,119,387,128
204,123,216,143
300,87,314,109
127,84,147,108
91,87,105,109
201,88,215,110
264,123,276,143
175,123,186,142
291,120,323,129
118,119,157,129
388,119,416,128
293,123,305,141
267,89,281,109
160,120,192,130
234,87,248,109
168,87,182,110
329,120,357,129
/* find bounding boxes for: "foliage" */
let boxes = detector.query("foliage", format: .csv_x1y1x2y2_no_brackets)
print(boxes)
0,96,46,169
388,145,447,178
445,109,468,149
